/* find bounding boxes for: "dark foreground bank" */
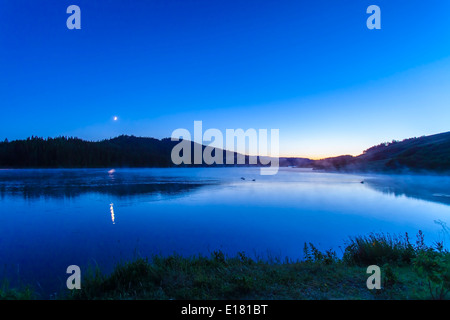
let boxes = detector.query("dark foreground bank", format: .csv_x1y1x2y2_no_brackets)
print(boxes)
1,232,449,300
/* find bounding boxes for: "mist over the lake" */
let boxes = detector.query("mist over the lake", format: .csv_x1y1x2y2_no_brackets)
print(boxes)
1,168,449,295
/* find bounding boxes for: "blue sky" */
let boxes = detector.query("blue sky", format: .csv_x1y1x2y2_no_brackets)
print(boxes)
1,0,450,158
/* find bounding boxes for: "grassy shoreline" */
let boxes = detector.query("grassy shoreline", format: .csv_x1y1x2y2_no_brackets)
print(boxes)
2,232,449,300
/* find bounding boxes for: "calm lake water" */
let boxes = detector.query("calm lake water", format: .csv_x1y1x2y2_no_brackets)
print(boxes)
1,168,449,296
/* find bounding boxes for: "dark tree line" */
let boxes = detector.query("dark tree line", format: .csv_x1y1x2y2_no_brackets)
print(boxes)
0,135,177,168
2,131,449,172
0,135,269,168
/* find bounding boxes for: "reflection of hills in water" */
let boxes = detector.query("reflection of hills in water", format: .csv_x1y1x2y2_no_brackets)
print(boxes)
364,175,450,206
0,170,215,199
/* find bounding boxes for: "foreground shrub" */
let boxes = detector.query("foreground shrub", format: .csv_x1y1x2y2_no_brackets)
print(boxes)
413,245,450,300
343,232,415,266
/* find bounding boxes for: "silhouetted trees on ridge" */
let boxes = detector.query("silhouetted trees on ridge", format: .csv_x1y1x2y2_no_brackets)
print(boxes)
1,132,449,173
0,135,175,168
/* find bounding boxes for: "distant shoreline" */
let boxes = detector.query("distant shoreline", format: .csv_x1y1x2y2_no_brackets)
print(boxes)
1,131,449,173
0,166,449,177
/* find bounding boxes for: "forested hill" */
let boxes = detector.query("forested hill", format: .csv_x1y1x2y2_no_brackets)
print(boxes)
2,131,449,172
313,131,450,173
0,135,306,168
0,136,177,168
